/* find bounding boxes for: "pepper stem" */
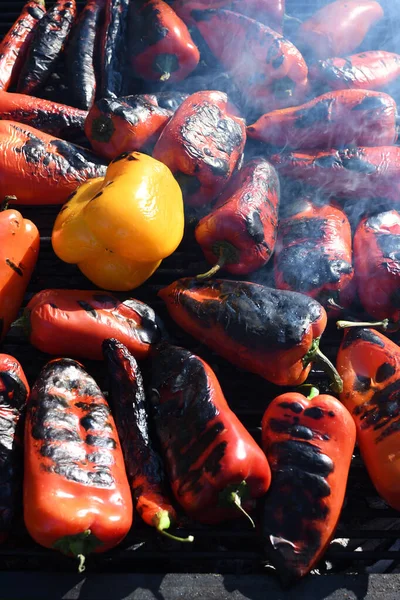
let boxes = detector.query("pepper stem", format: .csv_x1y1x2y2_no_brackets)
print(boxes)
337,319,390,331
1,195,17,211
314,348,343,394
197,241,240,279
53,529,102,573
297,384,320,400
230,492,255,529
219,481,255,528
77,554,86,573
153,53,179,82
154,510,194,543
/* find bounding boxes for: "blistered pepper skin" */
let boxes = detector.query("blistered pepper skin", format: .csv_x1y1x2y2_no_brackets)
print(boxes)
261,390,355,585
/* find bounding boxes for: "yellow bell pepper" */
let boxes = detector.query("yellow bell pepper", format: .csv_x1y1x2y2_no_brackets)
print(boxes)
52,151,184,291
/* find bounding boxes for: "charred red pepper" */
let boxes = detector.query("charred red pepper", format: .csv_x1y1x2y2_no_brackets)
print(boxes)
0,120,106,205
100,0,130,98
261,386,355,584
18,289,160,361
153,91,246,207
0,0,45,91
0,354,29,544
309,51,400,92
149,342,271,525
247,89,398,149
103,338,194,543
24,358,133,571
337,327,400,511
274,198,354,314
17,0,77,95
159,278,342,391
270,146,400,202
65,0,106,110
296,0,384,60
188,8,308,114
85,93,188,160
195,158,280,277
129,0,200,83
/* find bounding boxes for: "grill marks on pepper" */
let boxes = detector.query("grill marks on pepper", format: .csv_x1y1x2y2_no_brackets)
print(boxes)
5,259,23,277
354,378,400,442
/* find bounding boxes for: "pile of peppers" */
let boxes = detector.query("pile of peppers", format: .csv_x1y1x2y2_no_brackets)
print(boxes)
1,0,400,589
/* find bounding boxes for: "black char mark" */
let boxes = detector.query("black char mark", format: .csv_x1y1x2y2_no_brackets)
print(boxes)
294,98,333,129
5,259,23,277
342,328,385,349
279,401,303,414
77,300,98,319
245,210,267,245
150,343,226,496
376,363,396,383
101,0,130,98
354,379,400,442
129,2,168,57
367,213,400,265
122,298,160,345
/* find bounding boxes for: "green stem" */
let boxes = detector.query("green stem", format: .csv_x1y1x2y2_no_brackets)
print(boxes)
297,384,320,400
77,554,86,573
314,348,343,394
197,241,240,280
153,53,179,82
53,529,102,573
11,312,31,337
154,510,194,543
230,492,255,528
337,318,390,331
219,481,255,528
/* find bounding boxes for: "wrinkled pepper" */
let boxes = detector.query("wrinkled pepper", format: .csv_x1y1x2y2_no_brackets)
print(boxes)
159,278,343,391
24,358,133,572
153,91,246,207
52,151,184,291
149,342,271,525
261,387,355,585
0,199,39,342
337,327,400,511
17,289,160,360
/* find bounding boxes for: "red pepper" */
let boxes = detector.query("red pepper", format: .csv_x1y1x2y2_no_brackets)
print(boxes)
247,89,398,149
195,158,280,276
296,0,384,60
149,342,271,525
129,0,200,83
153,91,246,207
19,289,160,360
159,278,342,390
187,8,308,114
309,51,400,92
0,354,30,544
103,338,194,543
274,198,354,314
0,0,45,91
261,387,356,584
337,327,400,511
24,358,133,571
270,146,400,202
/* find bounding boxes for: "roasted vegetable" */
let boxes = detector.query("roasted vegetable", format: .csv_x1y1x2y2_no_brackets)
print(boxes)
270,146,400,202
19,289,160,360
100,0,130,98
247,89,398,149
103,338,193,542
261,387,355,584
153,91,246,207
85,93,187,160
52,151,184,290
129,0,200,83
274,198,354,313
65,0,106,110
0,355,30,544
296,0,383,60
159,278,342,391
309,51,400,92
150,342,271,525
0,90,87,138
0,200,39,342
337,327,400,511
0,0,45,91
17,0,77,95
24,358,133,571
195,158,280,276
188,9,308,114
0,120,106,205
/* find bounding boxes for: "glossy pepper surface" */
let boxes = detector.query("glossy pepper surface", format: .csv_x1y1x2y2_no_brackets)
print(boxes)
261,387,355,584
274,198,354,314
337,327,400,511
153,91,246,207
195,158,280,276
0,120,106,205
52,151,184,291
188,8,308,115
0,0,45,91
0,355,30,543
247,89,398,149
24,358,133,570
103,339,193,543
21,289,160,360
296,0,383,60
159,278,342,391
129,0,200,83
150,342,271,525
0,201,39,342
310,51,400,92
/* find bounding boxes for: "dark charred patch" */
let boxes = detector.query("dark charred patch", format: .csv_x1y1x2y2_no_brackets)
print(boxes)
203,441,227,476
245,210,266,244
342,328,385,349
340,151,377,174
91,191,103,201
85,435,116,449
376,363,396,383
266,37,282,65
87,451,114,466
100,0,130,98
154,92,189,112
269,419,314,440
328,411,335,418
354,374,372,392
272,54,285,69
112,151,130,163
271,440,333,477
27,4,45,19
129,2,168,55
354,379,400,439
77,300,98,319
352,95,389,111
80,405,112,431
121,298,160,345
314,154,342,169
52,464,115,488
279,402,303,414
303,407,324,420
294,99,333,128
5,259,23,277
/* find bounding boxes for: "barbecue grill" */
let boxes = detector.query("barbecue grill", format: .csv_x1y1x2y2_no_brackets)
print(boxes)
1,1,400,598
